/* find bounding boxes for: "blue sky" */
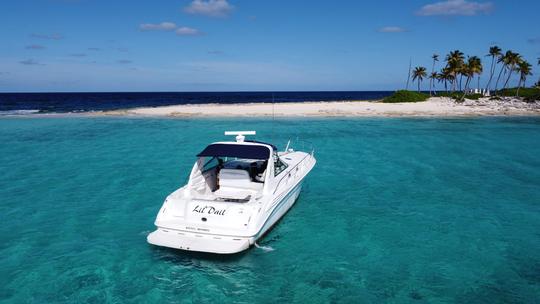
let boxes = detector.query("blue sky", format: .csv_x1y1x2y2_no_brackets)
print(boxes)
0,0,539,92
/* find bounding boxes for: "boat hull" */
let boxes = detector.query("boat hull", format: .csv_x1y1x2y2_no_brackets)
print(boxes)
147,181,304,254
147,229,251,254
255,181,303,241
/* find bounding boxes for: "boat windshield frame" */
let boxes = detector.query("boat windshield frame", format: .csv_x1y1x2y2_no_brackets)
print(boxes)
197,143,273,160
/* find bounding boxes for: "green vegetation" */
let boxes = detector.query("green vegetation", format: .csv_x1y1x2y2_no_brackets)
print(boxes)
496,87,540,102
382,90,429,103
437,92,483,100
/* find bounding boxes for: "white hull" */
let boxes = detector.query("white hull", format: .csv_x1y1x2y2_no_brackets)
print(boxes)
147,180,305,254
147,132,315,254
147,226,252,254
254,181,303,240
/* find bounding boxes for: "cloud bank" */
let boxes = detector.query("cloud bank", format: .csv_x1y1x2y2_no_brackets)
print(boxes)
139,22,202,36
176,27,202,36
19,59,44,65
184,0,233,17
30,33,64,40
26,44,46,50
140,22,177,31
378,26,407,33
417,0,493,16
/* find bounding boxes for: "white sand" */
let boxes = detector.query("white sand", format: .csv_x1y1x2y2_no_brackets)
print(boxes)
99,97,540,117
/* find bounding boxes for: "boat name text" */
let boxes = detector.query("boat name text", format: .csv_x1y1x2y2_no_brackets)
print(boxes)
192,205,226,216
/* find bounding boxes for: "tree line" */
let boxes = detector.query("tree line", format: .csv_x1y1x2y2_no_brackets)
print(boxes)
409,46,538,97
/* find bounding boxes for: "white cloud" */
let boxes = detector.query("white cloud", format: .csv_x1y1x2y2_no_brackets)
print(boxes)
176,27,202,36
417,0,493,16
30,33,64,40
139,23,202,36
19,59,44,66
26,44,46,50
140,22,177,31
184,0,233,17
377,26,407,33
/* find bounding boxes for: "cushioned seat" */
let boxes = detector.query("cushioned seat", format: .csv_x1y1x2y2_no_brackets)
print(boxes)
218,169,263,191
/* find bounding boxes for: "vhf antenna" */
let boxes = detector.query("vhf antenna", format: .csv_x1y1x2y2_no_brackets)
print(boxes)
271,92,275,141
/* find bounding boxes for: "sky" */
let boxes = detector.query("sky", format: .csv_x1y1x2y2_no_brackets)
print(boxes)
0,0,539,92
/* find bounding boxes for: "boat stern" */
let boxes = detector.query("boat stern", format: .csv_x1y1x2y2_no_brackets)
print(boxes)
147,228,251,254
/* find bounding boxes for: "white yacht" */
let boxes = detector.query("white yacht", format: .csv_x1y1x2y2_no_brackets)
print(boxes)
147,131,316,254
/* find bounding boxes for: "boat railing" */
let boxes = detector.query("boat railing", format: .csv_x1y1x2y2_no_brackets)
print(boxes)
272,152,312,195
284,137,315,156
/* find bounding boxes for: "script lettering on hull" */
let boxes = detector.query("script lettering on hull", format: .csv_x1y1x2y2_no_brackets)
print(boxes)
192,205,226,216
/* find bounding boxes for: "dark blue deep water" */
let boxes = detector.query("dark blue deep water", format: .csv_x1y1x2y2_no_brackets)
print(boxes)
0,91,393,114
0,117,539,303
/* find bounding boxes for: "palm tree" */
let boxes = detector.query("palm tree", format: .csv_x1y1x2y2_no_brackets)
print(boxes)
516,60,532,97
537,58,540,87
485,46,502,91
437,69,448,93
503,51,522,89
458,64,466,91
412,66,427,92
406,58,412,90
445,50,465,92
463,56,483,93
429,72,438,94
438,67,453,93
494,51,511,94
429,54,439,96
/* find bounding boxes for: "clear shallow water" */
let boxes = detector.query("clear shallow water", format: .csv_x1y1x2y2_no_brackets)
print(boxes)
0,117,539,303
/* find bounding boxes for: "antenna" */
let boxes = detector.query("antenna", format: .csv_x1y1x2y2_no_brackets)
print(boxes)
271,93,275,141
272,93,275,119
224,131,256,142
406,57,412,90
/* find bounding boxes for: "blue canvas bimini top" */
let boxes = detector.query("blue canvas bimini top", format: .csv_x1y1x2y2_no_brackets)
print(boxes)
197,143,272,159
244,140,277,151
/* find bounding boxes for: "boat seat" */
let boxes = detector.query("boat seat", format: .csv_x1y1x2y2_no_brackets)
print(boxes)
218,169,263,191
214,188,253,201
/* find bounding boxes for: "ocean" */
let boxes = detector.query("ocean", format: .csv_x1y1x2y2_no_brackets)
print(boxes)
0,91,393,114
1,117,539,303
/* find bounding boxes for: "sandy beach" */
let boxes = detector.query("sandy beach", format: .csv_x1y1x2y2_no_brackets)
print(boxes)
98,97,540,117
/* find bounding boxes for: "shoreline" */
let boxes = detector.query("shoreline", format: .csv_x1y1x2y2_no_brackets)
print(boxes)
94,97,540,118
2,97,540,118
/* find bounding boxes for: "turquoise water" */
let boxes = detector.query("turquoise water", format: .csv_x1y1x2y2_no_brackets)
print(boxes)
1,117,539,303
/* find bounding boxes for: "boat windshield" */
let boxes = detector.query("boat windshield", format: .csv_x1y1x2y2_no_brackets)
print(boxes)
197,143,272,160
